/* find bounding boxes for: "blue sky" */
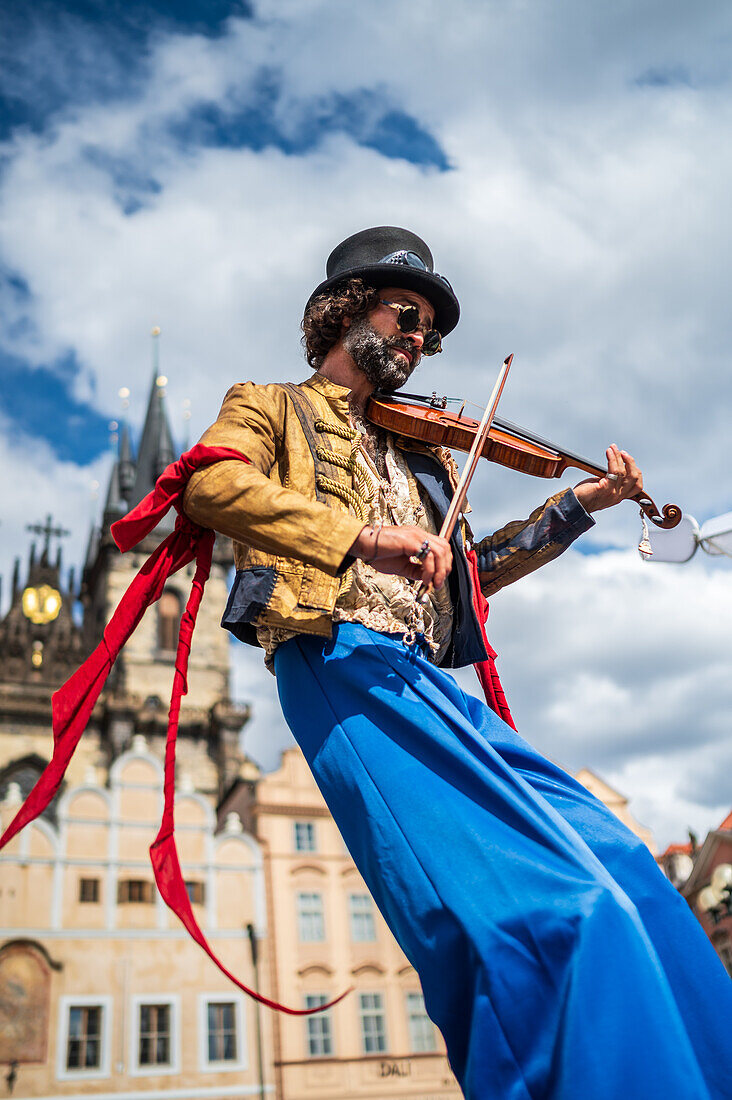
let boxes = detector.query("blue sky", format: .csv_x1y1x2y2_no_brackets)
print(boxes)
0,0,449,462
1,0,731,847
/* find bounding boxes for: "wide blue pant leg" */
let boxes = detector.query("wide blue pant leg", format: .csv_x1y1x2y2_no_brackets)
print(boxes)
274,624,720,1100
474,702,732,1099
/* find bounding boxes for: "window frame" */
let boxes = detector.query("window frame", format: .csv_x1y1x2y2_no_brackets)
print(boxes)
157,588,182,655
296,891,326,943
358,991,388,1055
117,878,155,904
129,994,180,1077
78,877,100,903
293,820,317,853
304,994,334,1059
197,994,247,1073
184,879,206,906
405,990,436,1053
56,996,112,1082
348,893,377,943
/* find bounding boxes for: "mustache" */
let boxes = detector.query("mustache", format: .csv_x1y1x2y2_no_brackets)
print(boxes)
385,335,419,360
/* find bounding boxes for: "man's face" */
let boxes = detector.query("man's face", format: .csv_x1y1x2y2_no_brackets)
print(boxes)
342,287,436,392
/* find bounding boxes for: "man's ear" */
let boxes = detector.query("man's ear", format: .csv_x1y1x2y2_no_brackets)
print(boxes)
341,316,352,330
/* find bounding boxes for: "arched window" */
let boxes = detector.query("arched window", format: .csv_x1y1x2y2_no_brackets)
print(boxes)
0,755,63,824
157,589,181,654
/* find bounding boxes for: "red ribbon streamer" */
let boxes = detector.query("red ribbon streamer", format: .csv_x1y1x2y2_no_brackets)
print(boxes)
0,443,350,1016
466,547,516,730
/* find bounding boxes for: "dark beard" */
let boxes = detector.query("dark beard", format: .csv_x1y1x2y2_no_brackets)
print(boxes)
343,315,418,392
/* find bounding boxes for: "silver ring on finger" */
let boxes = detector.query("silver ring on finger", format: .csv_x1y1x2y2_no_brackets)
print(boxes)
414,538,431,563
606,473,620,484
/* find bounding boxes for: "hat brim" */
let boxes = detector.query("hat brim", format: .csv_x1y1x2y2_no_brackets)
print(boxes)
306,263,460,336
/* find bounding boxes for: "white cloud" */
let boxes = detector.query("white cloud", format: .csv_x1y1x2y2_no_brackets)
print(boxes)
0,410,110,606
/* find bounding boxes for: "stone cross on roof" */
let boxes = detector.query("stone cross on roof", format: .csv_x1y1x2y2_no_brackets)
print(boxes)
26,515,71,563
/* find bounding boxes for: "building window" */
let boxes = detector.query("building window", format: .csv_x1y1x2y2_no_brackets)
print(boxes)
138,1004,171,1067
294,821,317,852
57,996,112,1081
406,992,436,1052
157,590,181,654
185,880,205,905
66,1006,102,1070
349,893,377,942
207,1002,237,1062
297,892,325,942
305,995,333,1057
118,879,154,904
197,995,246,1072
359,992,387,1054
79,878,100,903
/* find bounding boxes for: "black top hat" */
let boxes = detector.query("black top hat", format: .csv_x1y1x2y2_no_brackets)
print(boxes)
307,226,460,336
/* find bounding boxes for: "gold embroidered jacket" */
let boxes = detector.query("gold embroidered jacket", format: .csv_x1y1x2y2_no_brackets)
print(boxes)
183,373,594,656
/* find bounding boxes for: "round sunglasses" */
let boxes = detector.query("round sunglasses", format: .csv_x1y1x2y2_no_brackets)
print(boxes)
380,300,443,356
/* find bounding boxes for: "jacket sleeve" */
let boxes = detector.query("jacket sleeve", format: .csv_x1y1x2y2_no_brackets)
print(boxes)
183,382,364,577
474,487,595,596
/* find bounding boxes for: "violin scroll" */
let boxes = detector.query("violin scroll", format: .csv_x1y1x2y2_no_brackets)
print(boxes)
635,496,683,531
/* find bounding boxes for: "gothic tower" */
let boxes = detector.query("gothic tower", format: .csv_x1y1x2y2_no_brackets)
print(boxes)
81,366,249,798
0,358,250,811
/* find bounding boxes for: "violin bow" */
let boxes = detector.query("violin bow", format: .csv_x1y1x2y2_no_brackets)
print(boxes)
416,353,513,604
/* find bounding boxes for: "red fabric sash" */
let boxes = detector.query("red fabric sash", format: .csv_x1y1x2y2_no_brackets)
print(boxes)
0,443,349,1016
466,547,516,730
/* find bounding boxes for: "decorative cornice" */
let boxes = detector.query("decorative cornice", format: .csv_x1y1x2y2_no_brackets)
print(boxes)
290,862,327,876
350,961,386,976
253,803,331,819
296,963,334,978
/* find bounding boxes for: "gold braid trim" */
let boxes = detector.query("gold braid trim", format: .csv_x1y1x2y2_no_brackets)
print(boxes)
314,418,358,441
315,446,373,504
313,418,374,522
315,475,370,522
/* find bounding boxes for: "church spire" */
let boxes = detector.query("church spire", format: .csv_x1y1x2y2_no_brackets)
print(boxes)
103,458,125,524
130,328,176,507
118,423,135,498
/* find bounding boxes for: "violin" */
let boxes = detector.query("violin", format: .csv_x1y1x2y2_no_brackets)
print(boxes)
366,389,682,530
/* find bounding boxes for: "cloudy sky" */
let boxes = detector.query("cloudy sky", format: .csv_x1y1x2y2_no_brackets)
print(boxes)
1,0,731,849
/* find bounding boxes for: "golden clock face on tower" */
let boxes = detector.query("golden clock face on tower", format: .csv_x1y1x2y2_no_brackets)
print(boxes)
21,584,62,625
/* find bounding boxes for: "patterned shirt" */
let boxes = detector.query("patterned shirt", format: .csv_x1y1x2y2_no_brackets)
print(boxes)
256,418,453,667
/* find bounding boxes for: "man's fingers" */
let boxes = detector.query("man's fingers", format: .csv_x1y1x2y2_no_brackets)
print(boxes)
607,444,626,481
620,450,643,490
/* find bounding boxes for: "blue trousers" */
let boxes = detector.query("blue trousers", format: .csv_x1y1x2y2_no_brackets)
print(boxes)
274,623,732,1100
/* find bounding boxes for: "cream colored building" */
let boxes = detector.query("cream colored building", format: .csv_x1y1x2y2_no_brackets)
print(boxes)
221,748,462,1100
0,738,271,1100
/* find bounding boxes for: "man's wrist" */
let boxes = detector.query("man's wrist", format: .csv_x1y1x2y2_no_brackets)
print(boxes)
349,524,378,561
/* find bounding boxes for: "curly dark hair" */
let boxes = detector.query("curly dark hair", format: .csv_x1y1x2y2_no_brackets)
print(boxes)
301,277,380,368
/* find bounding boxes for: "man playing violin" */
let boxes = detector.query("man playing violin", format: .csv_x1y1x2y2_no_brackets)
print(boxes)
184,227,732,1100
